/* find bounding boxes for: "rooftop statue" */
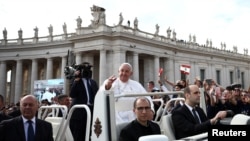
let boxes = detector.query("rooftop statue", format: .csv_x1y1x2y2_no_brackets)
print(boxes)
76,16,82,29
63,22,67,34
166,27,171,39
134,17,138,30
193,35,196,43
209,40,212,47
3,28,7,40
172,29,176,41
34,26,38,38
118,12,123,25
206,39,209,47
48,24,53,36
154,24,159,36
18,28,23,39
90,5,106,28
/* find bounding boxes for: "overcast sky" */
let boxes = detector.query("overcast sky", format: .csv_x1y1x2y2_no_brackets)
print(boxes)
0,0,249,54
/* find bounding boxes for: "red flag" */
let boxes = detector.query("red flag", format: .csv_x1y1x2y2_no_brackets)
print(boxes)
158,68,163,76
180,65,191,75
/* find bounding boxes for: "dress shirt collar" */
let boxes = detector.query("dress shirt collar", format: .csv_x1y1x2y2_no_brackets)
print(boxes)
22,116,36,124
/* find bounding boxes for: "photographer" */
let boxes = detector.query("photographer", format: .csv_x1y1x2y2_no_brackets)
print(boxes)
69,62,99,141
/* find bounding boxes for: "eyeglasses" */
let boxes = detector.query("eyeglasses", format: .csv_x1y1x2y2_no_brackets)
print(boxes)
136,106,151,112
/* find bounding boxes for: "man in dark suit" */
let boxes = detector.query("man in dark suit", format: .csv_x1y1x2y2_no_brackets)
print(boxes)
70,62,99,141
172,85,228,139
119,97,161,141
0,94,53,141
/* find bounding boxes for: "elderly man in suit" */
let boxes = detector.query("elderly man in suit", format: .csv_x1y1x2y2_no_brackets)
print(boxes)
172,85,228,139
0,94,53,141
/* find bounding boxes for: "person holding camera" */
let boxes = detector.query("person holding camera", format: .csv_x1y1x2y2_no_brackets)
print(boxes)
69,62,99,141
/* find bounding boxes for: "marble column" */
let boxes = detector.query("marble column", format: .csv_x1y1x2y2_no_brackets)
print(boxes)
99,49,106,85
46,58,53,80
166,57,174,83
133,52,139,81
10,65,16,103
113,49,126,75
14,60,23,103
154,56,160,83
30,59,38,94
61,56,68,95
0,61,7,99
61,56,67,78
75,52,82,65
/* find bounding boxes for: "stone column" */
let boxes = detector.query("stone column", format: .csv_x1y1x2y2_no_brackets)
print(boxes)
10,65,16,103
75,52,82,65
46,58,53,80
154,56,160,83
99,49,106,86
0,61,7,99
113,49,126,75
133,52,139,81
61,56,68,95
61,56,67,78
30,59,38,94
14,60,23,103
166,57,174,84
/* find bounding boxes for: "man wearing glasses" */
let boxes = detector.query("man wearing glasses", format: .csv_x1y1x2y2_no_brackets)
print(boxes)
119,97,161,141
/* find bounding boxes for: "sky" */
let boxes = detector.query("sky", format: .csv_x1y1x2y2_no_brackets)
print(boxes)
0,0,249,54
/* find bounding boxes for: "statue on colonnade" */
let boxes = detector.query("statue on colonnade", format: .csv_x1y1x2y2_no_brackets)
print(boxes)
2,28,7,40
192,35,196,43
206,39,209,47
233,46,238,53
209,39,212,47
172,29,176,41
244,48,248,55
48,24,53,36
154,24,159,36
90,5,106,28
189,34,192,42
34,26,38,38
118,12,123,25
63,22,67,34
166,27,171,39
134,17,138,30
18,28,23,39
76,16,82,29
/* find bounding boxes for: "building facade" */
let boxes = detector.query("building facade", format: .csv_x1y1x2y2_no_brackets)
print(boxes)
0,5,249,104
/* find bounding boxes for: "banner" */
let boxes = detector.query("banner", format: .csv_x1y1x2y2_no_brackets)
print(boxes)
180,64,191,75
34,79,64,102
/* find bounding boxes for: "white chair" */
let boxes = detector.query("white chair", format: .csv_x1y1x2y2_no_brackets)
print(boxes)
230,114,250,125
159,114,176,141
139,135,168,141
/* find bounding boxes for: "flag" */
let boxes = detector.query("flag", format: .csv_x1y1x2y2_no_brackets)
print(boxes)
180,64,191,75
158,68,163,76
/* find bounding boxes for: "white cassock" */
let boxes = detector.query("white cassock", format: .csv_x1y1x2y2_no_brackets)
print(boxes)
42,91,56,102
101,78,154,124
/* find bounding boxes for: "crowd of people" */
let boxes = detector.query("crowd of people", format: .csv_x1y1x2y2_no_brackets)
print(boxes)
1,62,250,141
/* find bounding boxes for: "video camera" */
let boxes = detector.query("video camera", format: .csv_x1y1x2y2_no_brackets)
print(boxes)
64,62,92,79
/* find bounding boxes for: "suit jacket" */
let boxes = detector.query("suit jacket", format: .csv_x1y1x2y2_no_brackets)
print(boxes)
119,119,161,141
172,104,211,139
0,116,54,141
70,78,98,120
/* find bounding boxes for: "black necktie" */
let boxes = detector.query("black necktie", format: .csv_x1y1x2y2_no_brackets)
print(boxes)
192,108,200,124
86,78,94,104
27,120,35,141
